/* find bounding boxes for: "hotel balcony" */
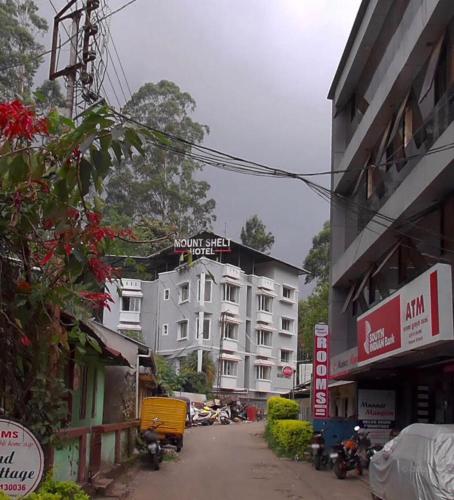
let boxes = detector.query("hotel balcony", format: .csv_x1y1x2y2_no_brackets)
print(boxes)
221,302,240,317
256,345,272,357
223,338,239,352
257,276,275,291
120,279,142,290
256,311,273,324
255,380,272,393
223,265,241,280
119,310,141,324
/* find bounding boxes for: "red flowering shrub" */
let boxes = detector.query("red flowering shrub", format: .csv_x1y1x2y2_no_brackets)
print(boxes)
0,100,48,140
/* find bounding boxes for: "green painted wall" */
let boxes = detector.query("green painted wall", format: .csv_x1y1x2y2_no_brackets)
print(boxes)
71,354,106,428
101,432,116,465
53,439,79,482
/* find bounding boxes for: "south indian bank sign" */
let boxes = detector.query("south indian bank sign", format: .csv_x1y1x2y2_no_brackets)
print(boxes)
174,237,231,256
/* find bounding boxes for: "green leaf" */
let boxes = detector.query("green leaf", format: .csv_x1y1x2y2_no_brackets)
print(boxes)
79,158,92,196
125,128,144,155
111,141,123,163
90,147,111,179
87,335,102,353
8,153,28,183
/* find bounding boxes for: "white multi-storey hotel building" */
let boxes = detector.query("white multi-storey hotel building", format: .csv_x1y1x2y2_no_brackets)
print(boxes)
103,232,304,402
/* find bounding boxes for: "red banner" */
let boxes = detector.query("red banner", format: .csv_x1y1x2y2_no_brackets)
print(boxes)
357,296,402,363
312,324,329,419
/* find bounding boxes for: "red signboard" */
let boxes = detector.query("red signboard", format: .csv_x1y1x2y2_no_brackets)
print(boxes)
282,366,293,378
312,324,329,419
357,296,402,363
356,264,453,367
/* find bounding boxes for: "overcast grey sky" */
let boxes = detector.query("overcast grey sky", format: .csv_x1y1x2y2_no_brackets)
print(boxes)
37,0,360,290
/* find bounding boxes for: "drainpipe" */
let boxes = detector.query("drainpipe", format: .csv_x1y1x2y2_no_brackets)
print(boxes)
136,353,151,419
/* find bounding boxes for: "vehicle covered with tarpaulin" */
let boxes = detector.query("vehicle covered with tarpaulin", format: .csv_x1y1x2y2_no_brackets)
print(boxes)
370,423,454,500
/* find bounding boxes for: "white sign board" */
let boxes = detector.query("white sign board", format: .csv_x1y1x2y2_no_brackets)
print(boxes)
0,420,44,497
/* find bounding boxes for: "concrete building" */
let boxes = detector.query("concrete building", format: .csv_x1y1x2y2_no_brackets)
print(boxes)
103,232,303,403
328,0,454,438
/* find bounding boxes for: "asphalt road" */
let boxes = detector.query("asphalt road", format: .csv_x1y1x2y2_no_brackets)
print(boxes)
127,422,371,500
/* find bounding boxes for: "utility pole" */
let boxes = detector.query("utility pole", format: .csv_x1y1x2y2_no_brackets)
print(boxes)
49,0,100,119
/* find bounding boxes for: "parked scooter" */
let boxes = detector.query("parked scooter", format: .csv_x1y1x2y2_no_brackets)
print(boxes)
219,405,231,425
192,406,215,426
140,417,163,470
331,425,363,479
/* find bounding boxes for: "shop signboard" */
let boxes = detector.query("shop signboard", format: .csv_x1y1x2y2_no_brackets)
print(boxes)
357,263,453,366
357,389,395,444
174,237,231,256
0,419,44,497
330,347,358,378
312,323,329,419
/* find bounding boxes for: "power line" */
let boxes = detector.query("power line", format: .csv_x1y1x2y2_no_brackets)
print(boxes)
97,0,138,22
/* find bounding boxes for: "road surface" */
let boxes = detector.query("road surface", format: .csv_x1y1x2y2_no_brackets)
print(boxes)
126,422,370,500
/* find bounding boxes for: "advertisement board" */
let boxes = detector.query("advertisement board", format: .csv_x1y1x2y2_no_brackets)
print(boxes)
312,324,329,419
330,347,358,378
174,237,231,256
357,389,395,444
357,263,453,366
0,419,44,497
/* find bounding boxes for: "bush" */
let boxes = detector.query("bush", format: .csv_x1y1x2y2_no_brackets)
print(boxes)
267,397,299,421
271,420,313,459
25,476,89,500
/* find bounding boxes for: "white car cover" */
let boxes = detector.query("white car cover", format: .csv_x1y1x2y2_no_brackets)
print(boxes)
369,424,454,500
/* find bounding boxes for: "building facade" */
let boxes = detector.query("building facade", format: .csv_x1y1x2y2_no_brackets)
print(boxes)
329,0,454,434
103,234,303,402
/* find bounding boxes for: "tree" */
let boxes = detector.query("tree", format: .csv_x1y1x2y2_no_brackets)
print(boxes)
303,221,330,285
0,1,47,99
105,80,216,236
240,215,275,253
35,79,65,111
180,352,215,394
298,282,328,358
0,99,152,443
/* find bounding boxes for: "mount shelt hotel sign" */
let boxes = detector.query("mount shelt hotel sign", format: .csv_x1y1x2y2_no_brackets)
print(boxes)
174,237,231,256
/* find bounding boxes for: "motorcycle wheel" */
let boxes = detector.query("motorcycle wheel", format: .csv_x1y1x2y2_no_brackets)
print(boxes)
334,459,347,480
313,454,322,470
151,454,160,471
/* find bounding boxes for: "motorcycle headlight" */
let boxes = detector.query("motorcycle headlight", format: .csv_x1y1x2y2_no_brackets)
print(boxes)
148,443,158,452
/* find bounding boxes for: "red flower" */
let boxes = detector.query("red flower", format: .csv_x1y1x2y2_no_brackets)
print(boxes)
39,240,58,267
79,291,113,310
88,257,113,283
87,211,102,225
0,100,48,140
16,280,32,294
42,218,54,230
20,335,32,347
64,243,72,257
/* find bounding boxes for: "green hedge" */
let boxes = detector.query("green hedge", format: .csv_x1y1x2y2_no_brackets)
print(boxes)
270,419,313,459
267,396,299,421
0,476,89,499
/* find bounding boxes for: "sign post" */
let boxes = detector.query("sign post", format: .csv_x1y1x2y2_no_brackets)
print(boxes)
312,323,330,419
0,419,44,497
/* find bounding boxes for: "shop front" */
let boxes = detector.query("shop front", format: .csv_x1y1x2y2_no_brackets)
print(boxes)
330,263,454,435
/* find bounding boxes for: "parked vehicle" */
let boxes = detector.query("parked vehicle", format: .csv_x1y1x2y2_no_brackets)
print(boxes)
370,424,454,500
219,405,231,425
140,397,186,452
330,425,363,479
311,428,330,470
140,417,163,470
192,406,216,426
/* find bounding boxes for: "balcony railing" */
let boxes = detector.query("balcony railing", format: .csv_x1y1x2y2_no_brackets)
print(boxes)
257,276,274,291
120,279,142,290
119,311,140,324
223,265,241,280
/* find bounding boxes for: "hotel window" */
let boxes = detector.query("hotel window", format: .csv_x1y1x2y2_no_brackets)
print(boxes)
163,289,170,301
280,349,292,363
162,324,169,336
197,278,213,302
256,330,272,347
257,294,272,312
255,365,271,380
222,360,238,377
223,283,239,303
121,296,141,312
179,282,190,303
281,317,294,333
177,320,188,340
282,286,294,300
196,316,211,340
224,322,238,340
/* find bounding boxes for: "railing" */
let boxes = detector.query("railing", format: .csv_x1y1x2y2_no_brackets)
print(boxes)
50,420,140,484
120,279,142,290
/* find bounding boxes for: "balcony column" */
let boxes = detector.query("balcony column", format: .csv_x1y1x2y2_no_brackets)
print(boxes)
197,310,204,373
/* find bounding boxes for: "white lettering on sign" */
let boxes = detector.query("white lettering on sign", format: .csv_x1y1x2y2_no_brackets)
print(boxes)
312,324,329,419
174,238,231,256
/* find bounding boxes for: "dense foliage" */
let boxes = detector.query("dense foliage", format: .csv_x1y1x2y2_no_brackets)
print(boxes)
265,397,312,460
105,80,216,240
0,99,151,443
240,214,274,253
303,220,330,286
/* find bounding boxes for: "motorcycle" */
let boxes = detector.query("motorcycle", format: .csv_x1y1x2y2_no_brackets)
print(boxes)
218,405,231,425
331,425,363,479
140,417,163,471
311,429,330,470
192,406,215,426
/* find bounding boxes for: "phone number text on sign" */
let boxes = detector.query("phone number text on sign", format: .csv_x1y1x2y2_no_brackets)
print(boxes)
0,419,44,497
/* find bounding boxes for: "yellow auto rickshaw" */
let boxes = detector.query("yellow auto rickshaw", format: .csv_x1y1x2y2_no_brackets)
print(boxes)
140,397,187,451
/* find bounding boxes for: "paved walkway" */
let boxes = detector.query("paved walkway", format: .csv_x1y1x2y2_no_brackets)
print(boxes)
124,422,371,500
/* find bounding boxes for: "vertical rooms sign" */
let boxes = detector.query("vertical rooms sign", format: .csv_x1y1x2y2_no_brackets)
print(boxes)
0,420,44,497
312,324,329,419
